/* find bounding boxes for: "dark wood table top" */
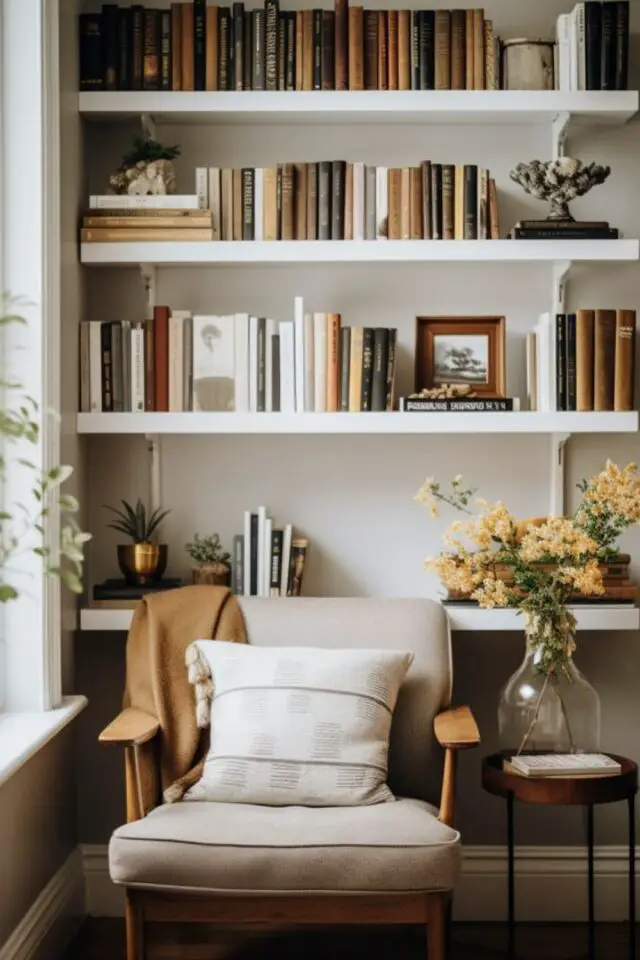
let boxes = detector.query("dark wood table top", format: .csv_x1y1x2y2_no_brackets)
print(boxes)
482,753,638,806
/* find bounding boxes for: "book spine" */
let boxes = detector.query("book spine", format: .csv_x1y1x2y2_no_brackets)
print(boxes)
280,525,293,596
339,325,351,412
159,10,171,90
142,9,159,90
265,0,279,90
271,332,281,412
79,324,91,413
305,162,318,240
232,3,244,90
285,12,296,89
231,168,242,240
102,4,119,91
261,511,271,597
195,167,208,211
584,2,602,90
478,167,489,241
171,4,182,90
294,297,305,413
181,0,195,90
594,310,616,410
279,321,296,413
313,313,327,412
614,309,636,410
472,8,484,89
277,12,286,89
232,534,244,596
88,194,199,209
205,5,218,89
488,178,500,239
465,9,474,89
326,313,341,412
257,317,266,412
116,8,132,90
81,227,214,243
397,10,411,90
483,18,495,91
386,168,400,240
442,164,454,240
434,10,451,90
601,1,616,90
334,0,348,90
312,8,323,90
430,163,442,240
243,9,252,91
194,0,206,90
410,12,420,89
375,166,388,239
253,9,266,90
421,161,432,239
303,312,315,411
360,328,374,411
182,317,193,411
318,161,332,241
385,328,397,410
110,321,123,412
288,539,308,597
402,398,518,412
388,10,398,89
250,513,259,596
463,165,478,240
270,530,283,597
280,162,294,241
419,10,435,90
377,11,388,90
364,10,378,90
242,168,254,240
344,162,354,240
121,325,131,409
365,165,377,240
371,328,389,411
153,306,170,412
565,313,577,411
615,1,629,90
301,9,313,89
168,316,183,412
348,6,364,90
331,161,346,240
89,323,103,411
131,325,145,413
79,14,104,91
353,162,365,241
555,313,567,411
218,8,230,89
101,322,113,412
349,327,364,411
576,309,595,411
400,168,410,239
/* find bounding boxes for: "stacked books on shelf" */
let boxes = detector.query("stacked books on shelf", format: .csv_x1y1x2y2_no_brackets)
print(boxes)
194,161,500,241
399,396,519,412
509,219,619,241
233,509,308,597
79,297,398,413
91,577,184,608
555,2,629,92
528,309,636,412
82,196,213,242
79,2,503,94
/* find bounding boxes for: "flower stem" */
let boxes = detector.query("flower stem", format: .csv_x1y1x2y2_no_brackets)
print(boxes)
517,671,551,756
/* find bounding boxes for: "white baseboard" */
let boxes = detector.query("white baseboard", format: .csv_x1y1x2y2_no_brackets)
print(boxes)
0,849,84,960
81,843,639,923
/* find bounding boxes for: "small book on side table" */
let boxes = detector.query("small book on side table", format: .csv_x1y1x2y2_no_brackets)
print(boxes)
507,754,622,778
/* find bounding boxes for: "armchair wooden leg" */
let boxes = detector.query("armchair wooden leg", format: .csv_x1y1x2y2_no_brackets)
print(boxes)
427,894,446,960
125,889,145,960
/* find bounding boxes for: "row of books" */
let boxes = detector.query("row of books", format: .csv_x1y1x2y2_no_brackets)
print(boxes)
556,2,629,92
79,2,503,93
82,162,501,243
528,309,636,413
79,300,398,414
232,510,308,597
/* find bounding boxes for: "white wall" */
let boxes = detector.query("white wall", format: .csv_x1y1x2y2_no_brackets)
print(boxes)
75,0,640,849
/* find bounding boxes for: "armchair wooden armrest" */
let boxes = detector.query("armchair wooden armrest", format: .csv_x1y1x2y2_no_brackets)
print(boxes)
99,708,160,747
434,705,480,828
99,709,160,822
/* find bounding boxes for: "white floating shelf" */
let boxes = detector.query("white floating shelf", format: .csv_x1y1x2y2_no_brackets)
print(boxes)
446,604,640,633
78,90,639,126
79,603,639,633
76,411,639,436
80,238,640,267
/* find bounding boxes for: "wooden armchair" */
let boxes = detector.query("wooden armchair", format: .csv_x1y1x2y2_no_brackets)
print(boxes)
100,597,479,960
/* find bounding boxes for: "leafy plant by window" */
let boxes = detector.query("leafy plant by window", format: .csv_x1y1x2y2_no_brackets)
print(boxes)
1,304,90,601
185,533,231,566
104,499,171,543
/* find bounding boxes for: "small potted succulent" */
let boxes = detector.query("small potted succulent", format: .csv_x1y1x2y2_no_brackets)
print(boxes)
186,533,231,587
104,499,171,586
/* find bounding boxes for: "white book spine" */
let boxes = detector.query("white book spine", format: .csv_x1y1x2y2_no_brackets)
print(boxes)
294,296,305,413
279,321,296,414
168,315,184,412
195,168,208,210
576,2,586,92
353,162,365,241
313,313,327,412
88,194,200,210
265,318,277,413
569,7,579,91
280,524,293,597
234,313,250,412
257,506,267,598
243,511,252,595
254,168,264,242
303,312,315,412
131,325,145,413
249,316,259,412
556,15,571,92
89,321,103,412
264,517,273,597
375,167,388,239
208,168,221,241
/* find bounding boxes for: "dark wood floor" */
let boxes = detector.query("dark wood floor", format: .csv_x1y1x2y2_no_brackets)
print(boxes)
66,918,637,960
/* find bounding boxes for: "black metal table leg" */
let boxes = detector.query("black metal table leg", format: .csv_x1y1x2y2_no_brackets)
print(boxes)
587,804,595,960
629,794,636,960
507,791,515,959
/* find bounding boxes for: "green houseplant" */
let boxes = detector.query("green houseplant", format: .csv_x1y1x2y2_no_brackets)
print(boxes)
185,533,231,587
104,499,171,586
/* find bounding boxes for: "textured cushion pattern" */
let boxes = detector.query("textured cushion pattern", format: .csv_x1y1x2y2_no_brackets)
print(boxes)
109,799,461,894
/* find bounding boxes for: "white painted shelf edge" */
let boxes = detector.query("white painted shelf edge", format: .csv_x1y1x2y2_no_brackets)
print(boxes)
79,604,639,633
76,411,639,435
78,90,640,125
80,239,640,266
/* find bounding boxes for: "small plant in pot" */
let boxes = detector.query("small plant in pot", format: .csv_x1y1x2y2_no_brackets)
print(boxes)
186,533,231,587
104,499,171,586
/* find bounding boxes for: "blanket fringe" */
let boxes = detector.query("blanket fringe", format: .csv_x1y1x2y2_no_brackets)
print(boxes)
185,641,213,729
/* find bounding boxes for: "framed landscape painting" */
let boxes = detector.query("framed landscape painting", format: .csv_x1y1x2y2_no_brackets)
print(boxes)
415,316,506,397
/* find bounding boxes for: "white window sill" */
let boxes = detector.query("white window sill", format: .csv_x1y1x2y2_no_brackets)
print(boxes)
0,695,88,788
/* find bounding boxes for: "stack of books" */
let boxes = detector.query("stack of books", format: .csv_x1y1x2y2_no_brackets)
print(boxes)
400,397,519,412
82,195,214,242
91,577,184,608
509,219,618,241
528,309,636,413
196,161,500,242
79,2,504,94
78,298,398,414
556,2,629,92
232,509,308,597
507,754,622,778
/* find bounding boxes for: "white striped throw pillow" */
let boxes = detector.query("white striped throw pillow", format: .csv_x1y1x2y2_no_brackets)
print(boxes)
184,641,414,806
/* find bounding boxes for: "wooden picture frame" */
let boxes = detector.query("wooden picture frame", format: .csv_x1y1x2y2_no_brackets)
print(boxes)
415,316,506,398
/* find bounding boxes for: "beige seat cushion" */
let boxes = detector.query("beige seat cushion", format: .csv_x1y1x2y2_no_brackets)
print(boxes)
110,798,460,895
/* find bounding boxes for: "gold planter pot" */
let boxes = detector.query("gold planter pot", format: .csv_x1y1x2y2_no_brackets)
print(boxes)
118,543,168,586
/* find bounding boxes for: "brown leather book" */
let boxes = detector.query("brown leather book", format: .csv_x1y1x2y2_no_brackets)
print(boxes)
221,168,233,240
295,11,304,90
263,167,278,241
326,313,341,412
614,309,636,411
465,10,474,90
420,160,432,239
576,309,595,412
206,5,218,90
302,10,314,90
484,18,495,91
442,164,455,240
348,7,364,90
232,169,242,241
594,309,617,411
153,306,170,412
349,327,364,412
294,163,307,240
322,10,335,90
398,10,411,90
344,163,354,240
454,165,465,239
171,4,182,90
488,178,500,239
451,9,466,90
280,163,295,240
388,10,398,89
378,12,388,90
473,9,485,89
144,321,155,411
181,1,195,90
364,11,378,89
387,168,402,240
334,0,348,90
400,168,410,240
306,163,318,240
434,10,451,89
409,167,422,239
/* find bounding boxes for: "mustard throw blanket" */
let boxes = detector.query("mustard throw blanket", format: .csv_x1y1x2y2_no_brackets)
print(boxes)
123,585,247,807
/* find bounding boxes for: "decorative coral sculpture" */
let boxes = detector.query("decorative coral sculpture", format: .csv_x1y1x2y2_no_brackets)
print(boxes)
509,157,611,221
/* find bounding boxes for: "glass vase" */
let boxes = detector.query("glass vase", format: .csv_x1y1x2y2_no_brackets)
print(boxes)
498,642,601,756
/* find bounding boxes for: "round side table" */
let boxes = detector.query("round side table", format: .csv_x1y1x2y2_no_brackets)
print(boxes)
482,753,638,960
